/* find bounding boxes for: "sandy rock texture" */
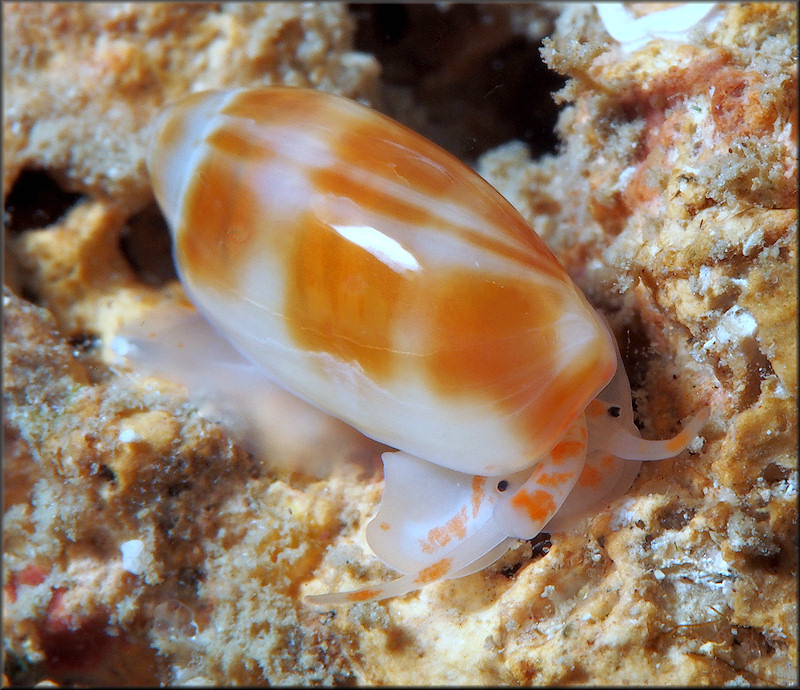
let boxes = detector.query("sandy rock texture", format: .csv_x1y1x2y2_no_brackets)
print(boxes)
3,2,379,213
3,2,796,686
477,3,797,683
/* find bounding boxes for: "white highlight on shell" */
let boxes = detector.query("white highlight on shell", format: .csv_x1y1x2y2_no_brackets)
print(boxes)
595,2,720,52
332,224,421,274
120,539,145,575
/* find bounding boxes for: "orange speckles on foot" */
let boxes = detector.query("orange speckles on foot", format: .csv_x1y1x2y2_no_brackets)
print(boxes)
414,557,453,585
344,588,383,603
600,454,616,468
550,440,585,464
577,465,603,488
471,475,485,518
664,428,692,454
510,488,557,525
586,400,606,418
379,522,390,531
536,471,575,488
420,506,468,553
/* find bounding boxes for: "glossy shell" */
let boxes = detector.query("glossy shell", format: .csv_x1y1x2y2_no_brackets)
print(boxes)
148,86,617,477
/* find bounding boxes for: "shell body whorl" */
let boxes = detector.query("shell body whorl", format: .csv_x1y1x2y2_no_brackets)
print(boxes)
148,87,617,476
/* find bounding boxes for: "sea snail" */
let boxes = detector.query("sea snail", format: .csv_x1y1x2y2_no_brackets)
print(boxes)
140,87,707,606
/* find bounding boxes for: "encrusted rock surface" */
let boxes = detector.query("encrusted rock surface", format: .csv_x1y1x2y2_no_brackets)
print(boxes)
4,2,796,685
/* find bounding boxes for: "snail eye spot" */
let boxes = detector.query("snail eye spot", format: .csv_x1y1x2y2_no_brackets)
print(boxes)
607,406,621,418
497,480,509,492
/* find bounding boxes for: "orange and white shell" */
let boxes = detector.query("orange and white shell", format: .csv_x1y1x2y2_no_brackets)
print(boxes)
136,87,707,605
149,87,616,477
